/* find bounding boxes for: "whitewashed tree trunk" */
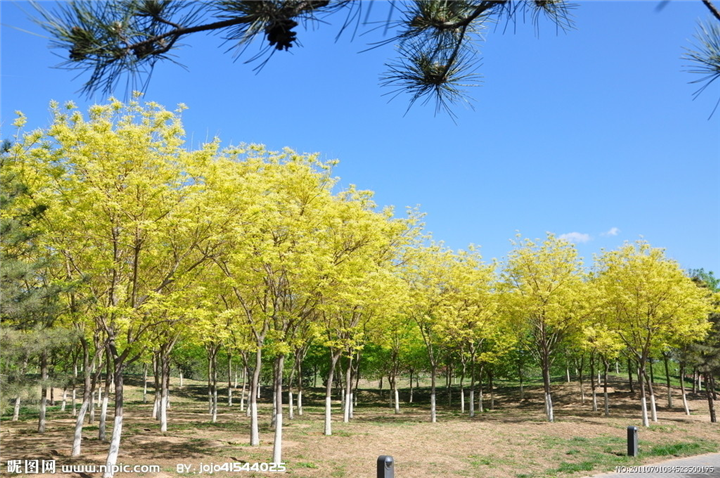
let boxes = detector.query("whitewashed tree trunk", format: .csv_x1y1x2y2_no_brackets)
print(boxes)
288,391,294,420
394,388,400,414
272,355,285,465
250,348,262,446
646,370,658,422
72,399,90,457
679,364,691,415
62,387,68,412
639,367,650,427
343,359,352,423
13,397,21,421
324,352,341,436
298,390,303,416
460,389,465,413
430,366,437,423
469,389,475,417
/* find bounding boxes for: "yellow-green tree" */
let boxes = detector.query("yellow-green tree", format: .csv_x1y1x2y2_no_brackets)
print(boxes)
9,97,218,476
594,240,714,426
501,233,587,422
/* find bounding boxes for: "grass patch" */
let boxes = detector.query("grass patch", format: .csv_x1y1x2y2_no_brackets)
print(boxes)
556,461,595,473
648,440,717,457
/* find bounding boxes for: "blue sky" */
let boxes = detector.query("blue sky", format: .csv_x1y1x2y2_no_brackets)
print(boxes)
2,1,719,274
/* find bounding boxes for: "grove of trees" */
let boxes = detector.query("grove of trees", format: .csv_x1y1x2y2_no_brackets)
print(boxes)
1,97,718,477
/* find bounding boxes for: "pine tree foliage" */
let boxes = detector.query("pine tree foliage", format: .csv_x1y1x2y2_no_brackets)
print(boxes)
28,0,720,116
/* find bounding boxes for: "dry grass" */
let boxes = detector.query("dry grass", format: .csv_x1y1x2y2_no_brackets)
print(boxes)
1,377,718,478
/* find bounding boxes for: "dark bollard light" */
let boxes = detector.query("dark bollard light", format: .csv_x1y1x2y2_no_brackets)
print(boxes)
627,426,639,457
377,455,394,478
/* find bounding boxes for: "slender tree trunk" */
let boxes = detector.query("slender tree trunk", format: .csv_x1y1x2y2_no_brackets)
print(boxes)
272,355,285,464
663,353,673,409
99,358,111,441
102,352,125,478
227,354,233,407
250,347,263,446
578,355,585,403
240,364,247,412
644,369,658,422
459,360,466,413
478,364,484,413
343,356,352,423
638,364,650,427
430,364,437,423
469,355,476,417
72,339,93,457
142,363,148,404
488,369,495,410
541,353,554,422
590,354,598,412
38,351,48,433
679,363,691,415
152,354,160,419
160,350,170,432
628,358,634,393
705,373,716,423
72,361,78,417
13,396,21,421
408,369,414,403
602,357,610,417
324,351,341,436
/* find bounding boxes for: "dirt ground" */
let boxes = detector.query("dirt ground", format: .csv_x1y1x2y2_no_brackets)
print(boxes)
1,378,718,478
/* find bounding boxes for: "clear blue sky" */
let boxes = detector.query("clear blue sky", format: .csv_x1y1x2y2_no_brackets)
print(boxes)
2,1,719,274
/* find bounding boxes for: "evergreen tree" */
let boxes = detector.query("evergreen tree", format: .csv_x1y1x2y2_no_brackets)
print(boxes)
29,0,720,116
0,140,73,429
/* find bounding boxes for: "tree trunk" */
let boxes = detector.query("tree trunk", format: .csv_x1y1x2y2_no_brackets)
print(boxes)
679,362,691,415
72,361,78,417
628,358,634,393
541,353,554,422
227,353,233,407
152,354,160,419
99,358,111,441
663,353,673,409
644,368,658,423
578,355,585,404
469,356,476,417
324,351,341,436
13,397,21,421
142,363,148,404
602,356,610,417
272,355,285,465
343,356,352,423
102,355,125,478
705,373,716,423
250,347,262,446
638,364,650,427
430,364,437,423
72,339,93,457
408,369,414,403
160,350,170,432
38,350,48,433
590,354,598,412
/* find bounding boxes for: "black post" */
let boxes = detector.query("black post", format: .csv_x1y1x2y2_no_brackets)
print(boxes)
377,455,394,478
627,426,638,457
